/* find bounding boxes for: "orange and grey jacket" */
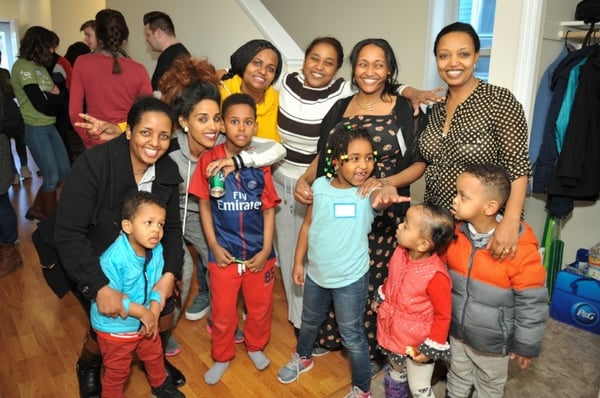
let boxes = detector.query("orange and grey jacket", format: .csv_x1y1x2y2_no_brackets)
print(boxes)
443,221,548,357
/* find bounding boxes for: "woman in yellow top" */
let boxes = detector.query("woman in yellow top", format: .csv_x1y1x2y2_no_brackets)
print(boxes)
220,39,282,142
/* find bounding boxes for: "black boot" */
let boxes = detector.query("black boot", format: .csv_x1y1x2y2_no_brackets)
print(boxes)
77,331,102,398
164,358,185,387
76,357,101,398
158,310,185,387
151,375,185,398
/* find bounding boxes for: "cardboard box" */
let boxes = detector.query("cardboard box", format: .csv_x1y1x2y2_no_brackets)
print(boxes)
550,269,600,335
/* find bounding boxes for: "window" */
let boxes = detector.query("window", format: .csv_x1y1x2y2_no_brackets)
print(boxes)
0,20,19,71
457,0,496,81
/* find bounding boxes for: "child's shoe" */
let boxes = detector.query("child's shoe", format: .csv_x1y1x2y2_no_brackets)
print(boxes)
151,376,185,398
311,344,330,357
344,385,372,398
277,353,314,384
383,369,409,398
165,335,182,357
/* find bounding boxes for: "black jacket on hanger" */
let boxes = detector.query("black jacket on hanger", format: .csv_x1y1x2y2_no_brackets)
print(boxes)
546,46,600,217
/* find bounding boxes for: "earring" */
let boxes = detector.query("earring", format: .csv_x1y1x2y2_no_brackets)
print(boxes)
183,126,189,132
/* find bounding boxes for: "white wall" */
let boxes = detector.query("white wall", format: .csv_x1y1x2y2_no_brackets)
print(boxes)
0,0,104,55
105,0,264,74
260,0,431,90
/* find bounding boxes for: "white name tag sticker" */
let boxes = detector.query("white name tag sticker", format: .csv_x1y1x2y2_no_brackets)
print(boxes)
334,203,356,218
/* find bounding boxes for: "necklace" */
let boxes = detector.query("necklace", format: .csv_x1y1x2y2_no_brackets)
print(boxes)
354,96,378,112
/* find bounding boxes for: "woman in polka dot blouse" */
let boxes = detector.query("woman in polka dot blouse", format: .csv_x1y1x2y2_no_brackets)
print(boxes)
418,22,531,260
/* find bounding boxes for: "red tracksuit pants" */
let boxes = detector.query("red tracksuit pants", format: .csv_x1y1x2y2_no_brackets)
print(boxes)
208,257,276,361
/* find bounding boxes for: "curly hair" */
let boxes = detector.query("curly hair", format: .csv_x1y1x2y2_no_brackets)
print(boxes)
95,9,129,74
122,191,166,221
221,39,282,85
462,164,511,207
18,26,55,67
158,56,219,105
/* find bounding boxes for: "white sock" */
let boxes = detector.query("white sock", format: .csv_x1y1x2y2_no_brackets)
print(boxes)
204,361,230,384
248,350,270,370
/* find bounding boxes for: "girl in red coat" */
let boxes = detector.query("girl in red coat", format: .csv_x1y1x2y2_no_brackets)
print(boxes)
372,203,454,398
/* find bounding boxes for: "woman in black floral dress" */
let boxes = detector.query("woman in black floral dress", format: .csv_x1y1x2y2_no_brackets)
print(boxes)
295,38,427,373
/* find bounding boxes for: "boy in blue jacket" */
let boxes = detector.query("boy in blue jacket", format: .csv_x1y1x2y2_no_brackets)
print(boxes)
91,191,183,398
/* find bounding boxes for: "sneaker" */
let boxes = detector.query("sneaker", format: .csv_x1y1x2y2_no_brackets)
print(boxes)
234,326,244,343
151,376,184,398
311,345,330,357
184,294,209,321
344,385,372,398
277,353,314,384
20,166,33,180
165,335,182,357
205,318,244,344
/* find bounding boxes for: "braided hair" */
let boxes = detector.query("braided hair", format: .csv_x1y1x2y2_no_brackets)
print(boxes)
222,39,282,85
95,9,129,74
322,125,376,179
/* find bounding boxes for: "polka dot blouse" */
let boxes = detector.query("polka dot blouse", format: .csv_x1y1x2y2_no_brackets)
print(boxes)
418,80,532,210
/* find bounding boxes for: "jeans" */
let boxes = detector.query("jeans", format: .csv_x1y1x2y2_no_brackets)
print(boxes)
297,273,370,392
0,193,18,243
11,132,29,170
24,124,70,191
181,207,209,297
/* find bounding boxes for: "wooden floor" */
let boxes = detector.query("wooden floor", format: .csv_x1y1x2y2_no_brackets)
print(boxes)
0,170,356,398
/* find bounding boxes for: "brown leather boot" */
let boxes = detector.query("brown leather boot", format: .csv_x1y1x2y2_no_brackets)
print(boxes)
0,242,24,279
42,190,57,219
25,190,56,221
25,187,45,221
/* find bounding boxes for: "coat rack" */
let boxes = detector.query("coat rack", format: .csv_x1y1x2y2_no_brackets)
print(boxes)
559,20,599,42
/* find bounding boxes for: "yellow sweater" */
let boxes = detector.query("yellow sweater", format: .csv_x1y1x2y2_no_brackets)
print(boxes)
219,75,280,142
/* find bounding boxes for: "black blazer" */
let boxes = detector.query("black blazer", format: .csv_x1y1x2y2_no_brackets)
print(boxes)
38,134,183,300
